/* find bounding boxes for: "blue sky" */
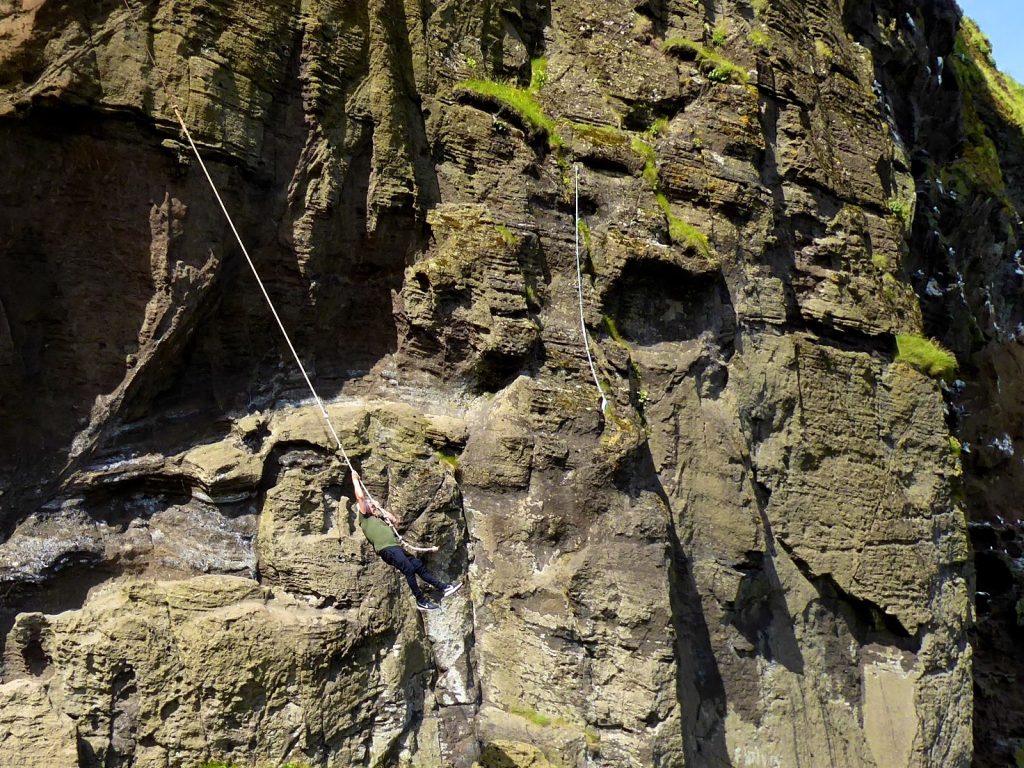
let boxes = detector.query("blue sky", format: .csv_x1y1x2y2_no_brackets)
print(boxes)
957,0,1024,83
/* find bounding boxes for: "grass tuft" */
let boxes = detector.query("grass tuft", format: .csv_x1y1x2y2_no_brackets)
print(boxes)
749,29,771,49
460,57,562,149
495,223,518,246
711,23,728,48
887,196,911,226
647,116,669,136
529,56,548,91
436,450,461,470
577,218,592,251
461,79,556,136
895,335,958,380
602,315,624,343
656,193,710,255
663,38,748,84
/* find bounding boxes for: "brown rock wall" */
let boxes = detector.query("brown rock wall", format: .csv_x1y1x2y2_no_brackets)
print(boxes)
0,0,995,766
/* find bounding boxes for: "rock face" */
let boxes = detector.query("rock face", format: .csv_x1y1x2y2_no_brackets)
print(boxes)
0,0,1018,765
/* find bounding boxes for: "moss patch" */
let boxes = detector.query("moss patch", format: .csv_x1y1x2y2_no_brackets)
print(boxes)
577,218,592,251
656,192,710,253
663,38,748,84
949,436,962,459
603,314,624,343
460,57,562,148
435,450,460,470
895,335,958,380
631,136,660,187
507,703,600,751
510,704,558,727
949,19,1016,197
887,196,911,226
495,224,518,246
749,29,771,49
629,138,710,255
564,121,629,149
813,39,834,61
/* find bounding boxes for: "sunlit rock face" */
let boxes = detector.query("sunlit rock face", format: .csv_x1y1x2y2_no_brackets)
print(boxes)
5,0,1022,765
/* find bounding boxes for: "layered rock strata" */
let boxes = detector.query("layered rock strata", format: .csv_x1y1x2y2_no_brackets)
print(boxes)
0,0,1011,766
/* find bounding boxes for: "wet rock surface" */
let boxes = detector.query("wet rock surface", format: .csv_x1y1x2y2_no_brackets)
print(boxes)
0,0,1018,766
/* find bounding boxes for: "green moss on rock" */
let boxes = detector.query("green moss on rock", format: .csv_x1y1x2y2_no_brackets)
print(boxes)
663,38,748,84
749,29,771,50
629,137,711,256
460,78,562,147
460,58,562,149
565,121,629,148
949,19,1019,197
656,192,711,254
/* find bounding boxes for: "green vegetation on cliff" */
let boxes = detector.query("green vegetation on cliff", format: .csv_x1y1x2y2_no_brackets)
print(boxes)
576,218,592,251
948,18,1024,198
566,121,624,145
463,60,710,256
460,80,559,146
436,450,460,470
749,29,771,50
895,334,958,380
957,19,1024,129
887,196,911,226
508,703,601,747
461,58,563,148
631,136,711,255
662,38,748,84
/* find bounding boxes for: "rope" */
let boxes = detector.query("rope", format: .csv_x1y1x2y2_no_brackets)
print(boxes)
574,165,608,414
119,0,436,552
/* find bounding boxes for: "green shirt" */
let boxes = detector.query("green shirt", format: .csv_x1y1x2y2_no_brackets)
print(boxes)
358,512,400,552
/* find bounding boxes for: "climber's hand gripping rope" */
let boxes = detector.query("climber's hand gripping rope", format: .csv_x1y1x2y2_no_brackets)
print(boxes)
350,469,438,554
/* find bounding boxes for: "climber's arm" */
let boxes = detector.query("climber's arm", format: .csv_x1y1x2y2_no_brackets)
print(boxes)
351,469,372,518
351,469,399,526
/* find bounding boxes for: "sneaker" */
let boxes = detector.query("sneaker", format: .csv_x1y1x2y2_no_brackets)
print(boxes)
416,597,441,611
442,582,463,598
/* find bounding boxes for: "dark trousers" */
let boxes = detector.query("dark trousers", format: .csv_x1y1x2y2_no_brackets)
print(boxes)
379,546,445,600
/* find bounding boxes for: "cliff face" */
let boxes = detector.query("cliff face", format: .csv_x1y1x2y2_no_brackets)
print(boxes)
0,0,1014,766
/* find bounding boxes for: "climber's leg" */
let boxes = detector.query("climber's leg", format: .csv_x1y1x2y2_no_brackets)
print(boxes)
410,557,446,592
379,546,425,600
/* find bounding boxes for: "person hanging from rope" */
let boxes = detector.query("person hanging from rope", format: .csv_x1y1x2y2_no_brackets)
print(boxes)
351,469,462,612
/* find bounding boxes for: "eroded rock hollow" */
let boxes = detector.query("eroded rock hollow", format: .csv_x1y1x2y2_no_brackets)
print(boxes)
0,0,1020,765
